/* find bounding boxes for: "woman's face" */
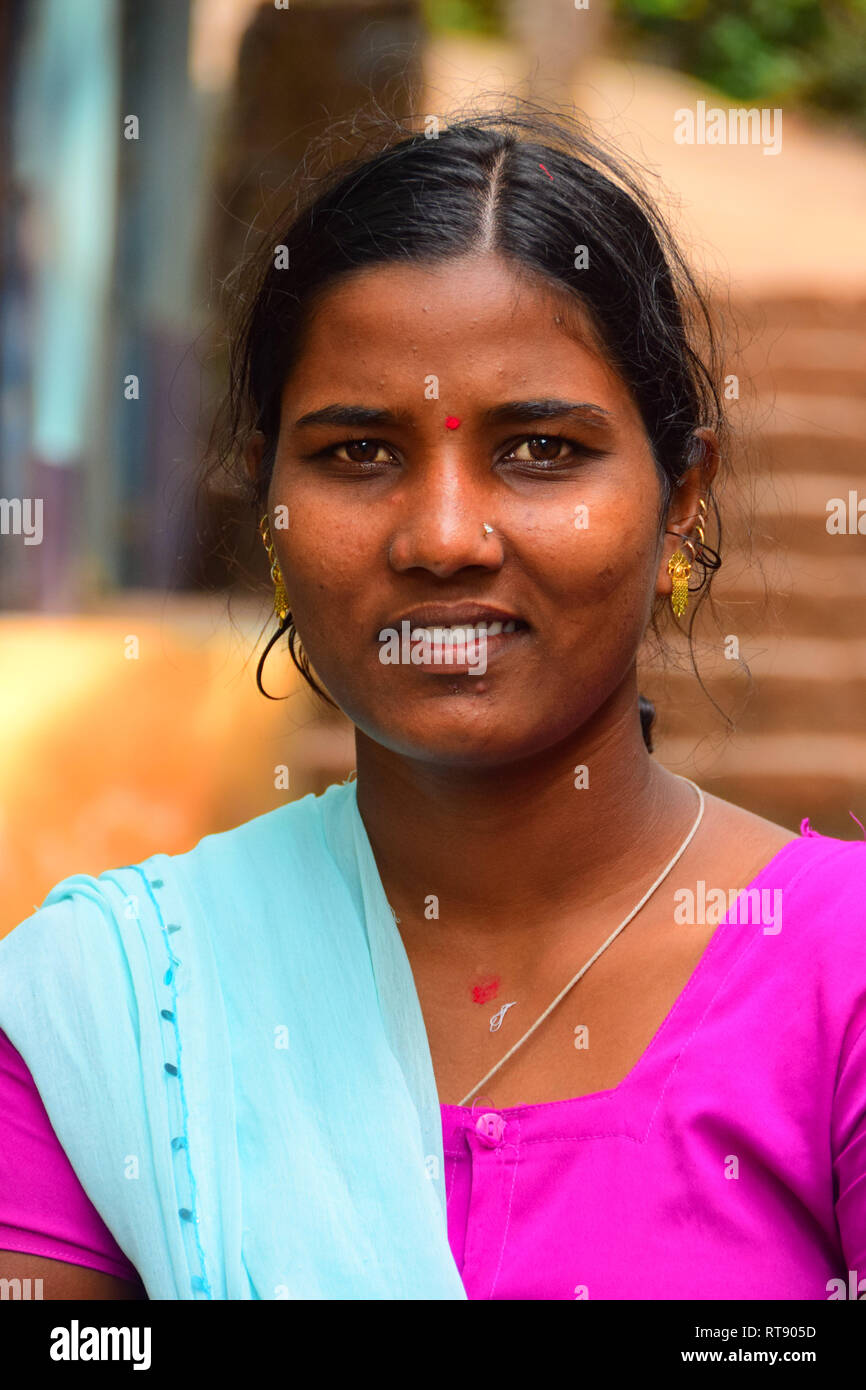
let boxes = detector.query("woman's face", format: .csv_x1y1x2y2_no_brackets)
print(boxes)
258,251,682,766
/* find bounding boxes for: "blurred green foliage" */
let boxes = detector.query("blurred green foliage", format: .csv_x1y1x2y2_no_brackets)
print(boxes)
422,0,504,37
422,0,866,134
614,0,866,132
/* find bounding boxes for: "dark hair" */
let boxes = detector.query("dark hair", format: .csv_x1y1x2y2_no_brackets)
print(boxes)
204,103,730,751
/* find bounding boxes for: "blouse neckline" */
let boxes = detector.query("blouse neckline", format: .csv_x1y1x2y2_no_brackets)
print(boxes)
439,830,813,1128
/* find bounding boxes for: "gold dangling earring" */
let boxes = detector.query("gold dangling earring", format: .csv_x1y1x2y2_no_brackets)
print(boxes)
667,494,707,619
667,545,693,619
259,514,290,623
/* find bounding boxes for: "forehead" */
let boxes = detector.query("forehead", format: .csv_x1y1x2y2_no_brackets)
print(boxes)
281,252,629,407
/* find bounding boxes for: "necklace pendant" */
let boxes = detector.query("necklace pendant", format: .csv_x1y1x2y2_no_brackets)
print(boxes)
489,1001,516,1033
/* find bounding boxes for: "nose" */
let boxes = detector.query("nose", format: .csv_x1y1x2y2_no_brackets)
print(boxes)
387,461,504,579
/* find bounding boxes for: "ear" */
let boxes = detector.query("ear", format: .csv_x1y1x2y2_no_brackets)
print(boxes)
655,428,720,600
244,430,266,485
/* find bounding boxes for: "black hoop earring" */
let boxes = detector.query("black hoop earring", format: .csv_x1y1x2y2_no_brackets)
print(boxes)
689,541,722,589
256,614,292,700
664,530,723,592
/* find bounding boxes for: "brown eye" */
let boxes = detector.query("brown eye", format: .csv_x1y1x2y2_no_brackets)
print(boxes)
527,436,563,461
498,433,604,477
507,436,570,463
341,440,383,463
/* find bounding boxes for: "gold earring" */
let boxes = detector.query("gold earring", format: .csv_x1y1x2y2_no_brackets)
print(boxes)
667,547,692,619
259,514,290,623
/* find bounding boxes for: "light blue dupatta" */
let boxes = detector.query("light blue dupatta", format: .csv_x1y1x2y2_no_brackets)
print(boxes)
0,779,467,1299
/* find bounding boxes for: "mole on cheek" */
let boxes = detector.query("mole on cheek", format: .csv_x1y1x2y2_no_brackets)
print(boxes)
470,975,500,1005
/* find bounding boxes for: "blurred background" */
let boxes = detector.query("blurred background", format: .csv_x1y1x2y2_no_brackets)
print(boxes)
2,0,866,930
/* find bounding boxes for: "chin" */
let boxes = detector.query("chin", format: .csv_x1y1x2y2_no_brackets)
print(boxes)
355,699,575,770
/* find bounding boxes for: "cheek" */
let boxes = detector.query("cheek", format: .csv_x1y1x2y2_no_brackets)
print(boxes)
521,503,660,612
272,493,374,602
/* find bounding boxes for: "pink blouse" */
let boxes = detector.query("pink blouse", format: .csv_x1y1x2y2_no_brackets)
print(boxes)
2,820,865,1299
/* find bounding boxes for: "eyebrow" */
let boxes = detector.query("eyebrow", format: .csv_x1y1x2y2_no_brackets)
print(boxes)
293,399,613,430
486,399,612,428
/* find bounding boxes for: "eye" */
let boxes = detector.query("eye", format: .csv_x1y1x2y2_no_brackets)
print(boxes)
313,438,397,472
500,434,599,471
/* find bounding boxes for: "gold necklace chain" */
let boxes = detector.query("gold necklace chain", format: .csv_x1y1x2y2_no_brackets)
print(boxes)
458,776,706,1107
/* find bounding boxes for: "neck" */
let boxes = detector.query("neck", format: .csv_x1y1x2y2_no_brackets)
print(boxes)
354,680,698,943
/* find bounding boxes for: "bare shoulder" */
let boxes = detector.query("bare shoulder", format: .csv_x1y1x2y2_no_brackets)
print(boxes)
695,788,800,881
702,789,798,844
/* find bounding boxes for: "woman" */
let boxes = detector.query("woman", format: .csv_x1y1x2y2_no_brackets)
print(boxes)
1,110,864,1301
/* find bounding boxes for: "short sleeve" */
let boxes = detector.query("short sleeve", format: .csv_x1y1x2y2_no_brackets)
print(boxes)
0,1026,144,1286
0,868,228,1300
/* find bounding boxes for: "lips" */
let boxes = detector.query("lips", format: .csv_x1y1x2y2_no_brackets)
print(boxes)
375,602,529,677
408,621,526,675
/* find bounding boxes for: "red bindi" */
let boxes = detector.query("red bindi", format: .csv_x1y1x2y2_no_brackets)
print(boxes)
470,975,500,1005
445,416,461,429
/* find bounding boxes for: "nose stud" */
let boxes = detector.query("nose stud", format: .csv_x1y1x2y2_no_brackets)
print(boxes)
482,522,494,536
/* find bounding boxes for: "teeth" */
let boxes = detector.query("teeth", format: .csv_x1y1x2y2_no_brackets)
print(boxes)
408,620,516,639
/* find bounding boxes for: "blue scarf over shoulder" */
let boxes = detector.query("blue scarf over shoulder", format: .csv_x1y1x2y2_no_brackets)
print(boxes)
0,780,467,1299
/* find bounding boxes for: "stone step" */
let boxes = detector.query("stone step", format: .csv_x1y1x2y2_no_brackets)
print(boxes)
656,732,866,780
667,551,866,634
645,633,866,679
632,297,862,829
679,597,866,640
735,328,866,397
654,735,866,839
709,550,866,594
755,433,866,474
745,366,866,398
722,510,866,555
747,470,866,516
739,326,866,371
750,393,866,441
725,297,866,332
701,466,866,555
643,676,866,722
640,636,866,739
646,687,866,741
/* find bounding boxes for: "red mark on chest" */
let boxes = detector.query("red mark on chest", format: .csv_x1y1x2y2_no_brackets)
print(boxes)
470,975,500,1005
445,416,461,429
538,163,553,180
